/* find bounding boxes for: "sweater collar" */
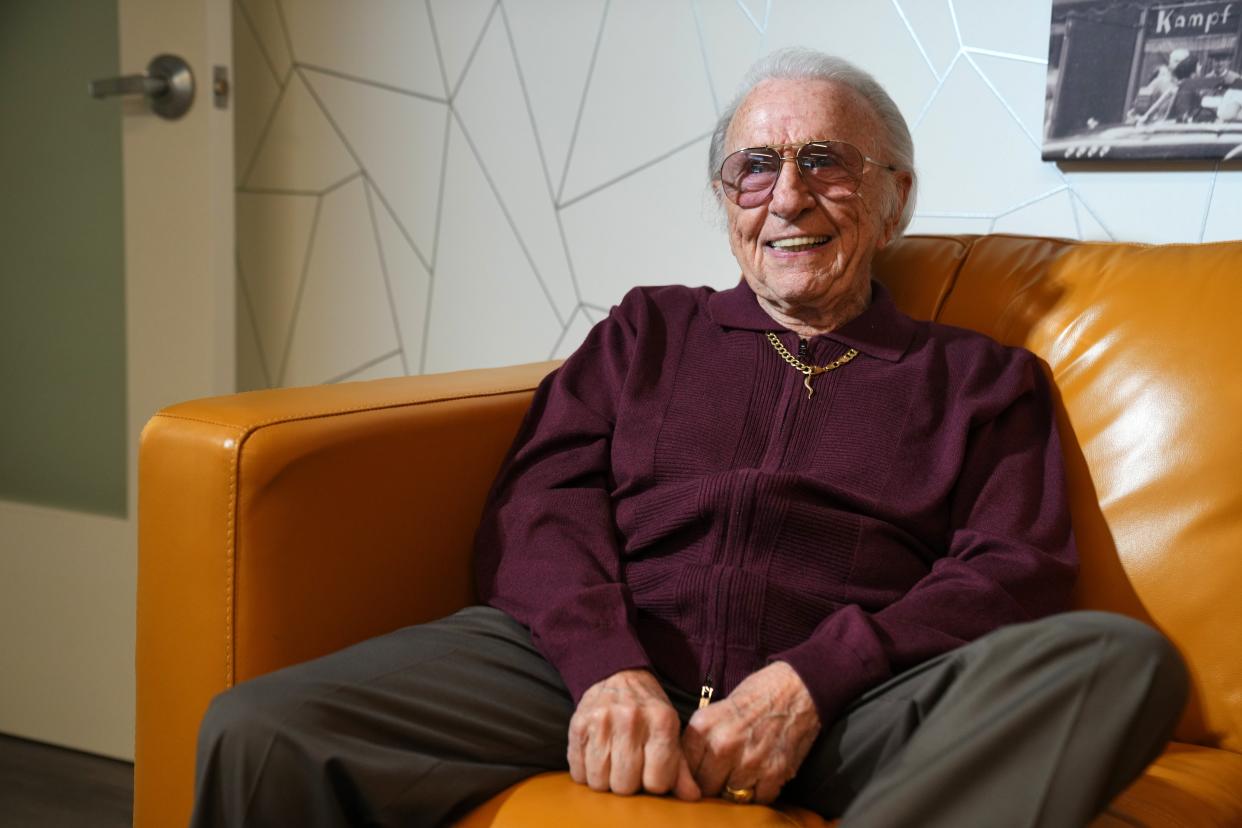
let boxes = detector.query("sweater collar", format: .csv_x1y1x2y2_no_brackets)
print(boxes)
707,277,914,362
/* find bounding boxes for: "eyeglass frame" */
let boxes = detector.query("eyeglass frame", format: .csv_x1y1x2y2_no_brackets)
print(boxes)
716,138,903,208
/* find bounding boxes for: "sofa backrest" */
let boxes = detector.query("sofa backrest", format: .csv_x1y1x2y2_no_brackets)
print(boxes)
874,234,1242,754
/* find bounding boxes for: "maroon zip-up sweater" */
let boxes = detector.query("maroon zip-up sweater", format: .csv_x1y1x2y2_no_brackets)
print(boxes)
474,278,1077,726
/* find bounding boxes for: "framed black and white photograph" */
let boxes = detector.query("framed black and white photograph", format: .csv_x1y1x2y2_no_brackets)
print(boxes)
1044,0,1242,160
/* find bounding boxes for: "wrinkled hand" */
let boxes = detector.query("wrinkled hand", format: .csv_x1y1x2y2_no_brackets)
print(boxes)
568,668,702,800
682,661,821,805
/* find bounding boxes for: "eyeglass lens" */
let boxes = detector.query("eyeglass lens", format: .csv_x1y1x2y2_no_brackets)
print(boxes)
720,141,865,208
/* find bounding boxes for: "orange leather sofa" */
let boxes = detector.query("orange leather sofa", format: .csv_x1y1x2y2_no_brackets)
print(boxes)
136,234,1242,827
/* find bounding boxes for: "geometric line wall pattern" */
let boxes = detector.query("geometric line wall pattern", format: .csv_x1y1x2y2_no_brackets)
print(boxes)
233,0,1242,391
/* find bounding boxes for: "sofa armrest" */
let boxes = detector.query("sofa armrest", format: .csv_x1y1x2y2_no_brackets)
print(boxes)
134,360,557,828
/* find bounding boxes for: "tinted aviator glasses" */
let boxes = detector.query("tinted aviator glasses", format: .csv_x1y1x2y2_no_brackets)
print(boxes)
718,139,899,209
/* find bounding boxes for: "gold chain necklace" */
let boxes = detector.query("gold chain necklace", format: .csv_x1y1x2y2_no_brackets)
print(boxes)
765,332,859,399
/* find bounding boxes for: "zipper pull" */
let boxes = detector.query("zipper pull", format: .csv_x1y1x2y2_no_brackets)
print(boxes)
698,675,715,709
798,338,809,359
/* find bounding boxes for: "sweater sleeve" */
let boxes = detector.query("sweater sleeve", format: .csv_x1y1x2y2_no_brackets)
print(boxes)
771,349,1078,725
473,291,653,703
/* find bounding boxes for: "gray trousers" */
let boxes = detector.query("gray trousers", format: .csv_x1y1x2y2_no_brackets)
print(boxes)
191,606,1187,827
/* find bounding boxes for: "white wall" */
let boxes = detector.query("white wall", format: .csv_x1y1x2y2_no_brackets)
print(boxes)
232,0,1242,388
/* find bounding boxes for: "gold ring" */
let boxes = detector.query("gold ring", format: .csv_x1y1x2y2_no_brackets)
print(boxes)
722,785,755,804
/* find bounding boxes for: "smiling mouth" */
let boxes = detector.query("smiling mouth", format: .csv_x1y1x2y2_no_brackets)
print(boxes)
766,235,831,252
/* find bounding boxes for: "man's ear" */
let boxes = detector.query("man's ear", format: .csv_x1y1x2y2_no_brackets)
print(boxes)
709,179,731,231
890,170,914,229
877,170,914,249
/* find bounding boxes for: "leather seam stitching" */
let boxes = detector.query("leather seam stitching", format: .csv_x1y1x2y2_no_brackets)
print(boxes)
151,384,544,435
225,432,237,688
915,235,971,322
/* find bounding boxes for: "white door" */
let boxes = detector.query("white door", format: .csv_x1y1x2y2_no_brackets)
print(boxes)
0,0,233,760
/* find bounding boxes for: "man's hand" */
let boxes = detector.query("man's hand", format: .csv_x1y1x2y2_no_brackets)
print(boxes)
682,661,821,805
568,669,702,800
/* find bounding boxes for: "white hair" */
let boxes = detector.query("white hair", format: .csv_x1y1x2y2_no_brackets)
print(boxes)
708,48,918,237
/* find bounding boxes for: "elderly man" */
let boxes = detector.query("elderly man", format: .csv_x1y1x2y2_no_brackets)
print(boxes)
192,49,1186,827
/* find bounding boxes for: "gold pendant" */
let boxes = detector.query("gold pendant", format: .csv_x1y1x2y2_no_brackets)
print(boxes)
803,367,824,399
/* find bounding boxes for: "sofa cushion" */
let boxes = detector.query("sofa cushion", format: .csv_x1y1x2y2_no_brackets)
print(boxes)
1106,742,1242,826
871,232,972,320
924,235,1242,752
457,743,1242,827
455,772,835,827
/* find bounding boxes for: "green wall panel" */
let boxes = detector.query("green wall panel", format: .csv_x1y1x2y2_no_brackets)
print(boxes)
0,1,127,516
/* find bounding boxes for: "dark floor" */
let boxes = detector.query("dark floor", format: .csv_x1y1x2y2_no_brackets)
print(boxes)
0,732,132,828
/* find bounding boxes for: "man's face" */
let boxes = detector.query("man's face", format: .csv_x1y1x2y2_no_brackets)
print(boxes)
718,78,909,317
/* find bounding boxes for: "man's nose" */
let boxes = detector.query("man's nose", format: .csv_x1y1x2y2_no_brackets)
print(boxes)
768,155,815,219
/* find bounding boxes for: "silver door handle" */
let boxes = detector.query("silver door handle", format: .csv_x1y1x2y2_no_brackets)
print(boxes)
89,54,194,120
90,74,168,97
